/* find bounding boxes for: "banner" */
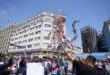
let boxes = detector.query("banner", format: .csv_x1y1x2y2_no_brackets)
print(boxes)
27,63,44,75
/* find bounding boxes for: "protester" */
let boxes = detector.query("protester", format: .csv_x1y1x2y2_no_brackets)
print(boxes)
1,54,110,75
0,57,13,75
18,58,26,75
57,58,64,75
104,60,110,74
65,48,109,75
0,59,9,75
9,63,17,75
51,58,59,75
63,57,68,75
44,58,49,75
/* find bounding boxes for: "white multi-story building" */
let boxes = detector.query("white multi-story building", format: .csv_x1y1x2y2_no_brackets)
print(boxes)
8,12,55,57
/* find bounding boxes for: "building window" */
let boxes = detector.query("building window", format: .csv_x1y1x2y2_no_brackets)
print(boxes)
34,43,40,47
25,30,28,33
32,22,36,25
17,46,24,49
44,30,50,32
21,25,28,30
43,43,49,46
11,34,15,37
14,42,17,44
35,31,41,34
28,44,32,48
28,24,31,28
39,25,41,28
45,24,51,27
44,36,50,40
35,31,38,34
28,38,33,42
20,31,23,34
37,19,43,23
9,48,12,50
35,26,38,29
23,30,27,33
24,34,28,37
15,37,18,40
18,41,22,44
16,33,19,36
30,27,34,30
19,36,22,39
23,40,27,43
45,18,51,22
13,47,16,50
11,39,14,41
16,28,20,32
35,37,40,40
29,32,34,36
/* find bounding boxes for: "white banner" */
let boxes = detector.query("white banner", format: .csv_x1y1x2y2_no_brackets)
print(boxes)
27,63,44,75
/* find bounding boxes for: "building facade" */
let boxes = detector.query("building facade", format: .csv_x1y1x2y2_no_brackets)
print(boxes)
97,33,108,52
0,25,16,54
8,12,57,57
102,20,110,52
72,46,83,53
81,26,98,53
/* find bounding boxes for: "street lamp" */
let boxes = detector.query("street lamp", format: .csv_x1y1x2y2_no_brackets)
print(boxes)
9,43,26,57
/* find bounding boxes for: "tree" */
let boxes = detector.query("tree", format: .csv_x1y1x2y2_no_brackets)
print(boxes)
0,52,5,60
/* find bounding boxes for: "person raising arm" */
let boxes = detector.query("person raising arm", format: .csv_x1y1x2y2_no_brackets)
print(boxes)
64,47,109,75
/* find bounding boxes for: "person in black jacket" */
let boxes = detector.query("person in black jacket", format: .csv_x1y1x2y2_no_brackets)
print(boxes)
64,48,109,75
0,57,13,75
18,58,26,75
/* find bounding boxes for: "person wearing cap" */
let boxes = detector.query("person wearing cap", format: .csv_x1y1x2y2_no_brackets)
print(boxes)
65,48,109,75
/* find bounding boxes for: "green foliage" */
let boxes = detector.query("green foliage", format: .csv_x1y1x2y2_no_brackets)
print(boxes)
0,52,5,60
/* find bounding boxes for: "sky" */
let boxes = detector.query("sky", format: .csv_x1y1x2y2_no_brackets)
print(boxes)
0,0,110,47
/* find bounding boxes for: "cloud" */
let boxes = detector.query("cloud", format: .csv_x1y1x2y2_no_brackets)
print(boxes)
10,5,16,11
0,10,9,22
0,3,17,20
4,2,17,11
0,10,7,16
2,10,7,16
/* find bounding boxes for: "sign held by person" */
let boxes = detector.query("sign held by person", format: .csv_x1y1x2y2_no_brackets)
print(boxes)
27,63,44,75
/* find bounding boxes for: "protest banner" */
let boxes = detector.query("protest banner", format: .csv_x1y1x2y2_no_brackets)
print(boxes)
27,63,44,75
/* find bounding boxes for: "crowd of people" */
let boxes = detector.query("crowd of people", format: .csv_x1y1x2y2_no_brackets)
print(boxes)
0,56,69,75
0,54,110,75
